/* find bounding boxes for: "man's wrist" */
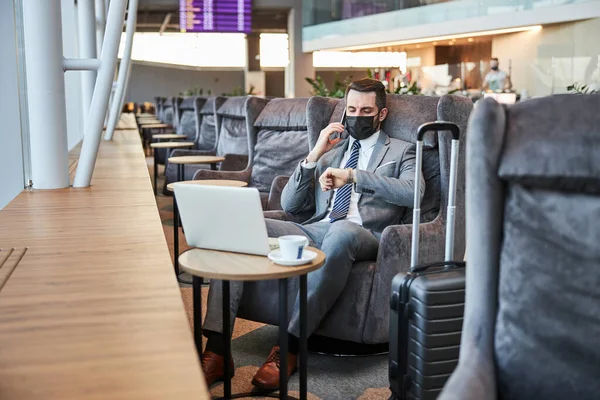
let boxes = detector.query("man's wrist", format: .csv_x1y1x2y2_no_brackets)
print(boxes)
305,151,321,164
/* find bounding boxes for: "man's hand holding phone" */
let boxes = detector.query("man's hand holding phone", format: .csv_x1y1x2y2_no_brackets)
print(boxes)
306,122,345,163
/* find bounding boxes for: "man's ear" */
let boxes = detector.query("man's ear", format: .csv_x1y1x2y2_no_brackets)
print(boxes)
379,107,389,121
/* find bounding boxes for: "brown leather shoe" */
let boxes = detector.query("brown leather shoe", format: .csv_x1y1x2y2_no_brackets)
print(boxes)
201,351,234,387
251,346,297,390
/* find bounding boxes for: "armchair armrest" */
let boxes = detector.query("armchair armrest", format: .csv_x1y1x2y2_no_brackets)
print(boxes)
192,167,251,184
263,210,311,224
169,149,216,158
362,217,447,343
220,154,249,172
439,349,497,400
266,175,290,211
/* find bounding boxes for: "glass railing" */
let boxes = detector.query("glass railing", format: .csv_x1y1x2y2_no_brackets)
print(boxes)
303,0,599,38
395,55,599,102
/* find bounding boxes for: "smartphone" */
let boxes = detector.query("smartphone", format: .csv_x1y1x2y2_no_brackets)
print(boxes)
329,109,346,141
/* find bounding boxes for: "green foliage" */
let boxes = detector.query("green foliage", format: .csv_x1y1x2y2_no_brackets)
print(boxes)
305,76,330,97
181,86,204,96
366,68,421,95
393,81,421,95
305,73,354,98
567,82,599,94
221,85,256,96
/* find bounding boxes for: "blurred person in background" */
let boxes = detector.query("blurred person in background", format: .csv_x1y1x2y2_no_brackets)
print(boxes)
482,57,512,92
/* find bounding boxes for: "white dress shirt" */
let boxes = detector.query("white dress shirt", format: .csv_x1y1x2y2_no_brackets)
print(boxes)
302,131,380,226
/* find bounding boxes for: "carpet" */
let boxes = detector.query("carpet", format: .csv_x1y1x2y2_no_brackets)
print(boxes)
152,160,392,399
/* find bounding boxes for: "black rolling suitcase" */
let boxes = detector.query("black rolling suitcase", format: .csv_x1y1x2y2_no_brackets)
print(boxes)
388,122,466,400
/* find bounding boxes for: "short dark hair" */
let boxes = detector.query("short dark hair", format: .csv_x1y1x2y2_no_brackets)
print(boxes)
345,78,386,112
491,57,499,62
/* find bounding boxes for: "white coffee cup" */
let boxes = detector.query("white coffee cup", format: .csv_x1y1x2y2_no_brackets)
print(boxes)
278,235,309,260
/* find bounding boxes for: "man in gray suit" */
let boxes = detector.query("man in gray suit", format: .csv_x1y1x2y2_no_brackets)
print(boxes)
200,78,424,390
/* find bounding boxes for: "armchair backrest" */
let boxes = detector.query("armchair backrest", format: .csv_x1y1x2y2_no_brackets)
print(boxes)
246,97,309,192
177,96,207,141
172,96,184,129
153,96,163,120
460,94,600,400
196,96,225,151
306,94,472,259
215,96,250,157
163,97,175,125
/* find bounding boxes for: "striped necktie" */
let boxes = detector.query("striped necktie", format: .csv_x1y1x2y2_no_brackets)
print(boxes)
329,140,361,222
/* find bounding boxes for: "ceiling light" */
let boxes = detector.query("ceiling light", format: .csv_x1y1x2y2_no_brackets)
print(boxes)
333,25,543,51
468,38,474,42
313,51,407,68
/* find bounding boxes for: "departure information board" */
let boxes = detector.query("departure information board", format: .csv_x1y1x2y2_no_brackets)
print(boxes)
179,0,252,33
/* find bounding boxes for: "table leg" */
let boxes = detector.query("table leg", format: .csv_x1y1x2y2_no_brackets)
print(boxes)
223,280,232,399
153,147,158,196
173,191,179,276
279,279,289,400
193,275,204,354
178,164,184,226
299,275,307,400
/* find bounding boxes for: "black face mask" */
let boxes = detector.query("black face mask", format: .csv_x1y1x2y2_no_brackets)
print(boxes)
345,114,380,141
491,65,499,71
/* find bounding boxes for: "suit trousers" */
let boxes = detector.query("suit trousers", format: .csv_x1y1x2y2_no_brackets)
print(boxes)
203,218,379,339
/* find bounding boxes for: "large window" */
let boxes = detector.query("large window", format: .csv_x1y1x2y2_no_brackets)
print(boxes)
118,32,247,68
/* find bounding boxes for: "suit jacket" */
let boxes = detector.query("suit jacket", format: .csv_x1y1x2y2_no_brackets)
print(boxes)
281,130,425,235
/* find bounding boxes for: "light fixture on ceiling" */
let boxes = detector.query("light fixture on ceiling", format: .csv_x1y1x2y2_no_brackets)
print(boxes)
334,25,542,51
468,37,474,42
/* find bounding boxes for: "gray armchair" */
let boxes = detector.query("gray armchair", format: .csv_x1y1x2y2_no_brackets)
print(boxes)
197,97,221,151
237,94,473,344
152,96,181,165
192,97,310,208
176,96,207,142
162,96,252,193
162,97,175,125
172,96,184,130
440,94,600,400
153,96,165,121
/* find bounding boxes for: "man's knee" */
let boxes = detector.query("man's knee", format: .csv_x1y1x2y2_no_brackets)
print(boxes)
265,218,293,237
322,221,365,250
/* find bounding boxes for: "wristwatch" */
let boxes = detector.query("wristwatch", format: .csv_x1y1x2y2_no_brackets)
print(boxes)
346,168,355,184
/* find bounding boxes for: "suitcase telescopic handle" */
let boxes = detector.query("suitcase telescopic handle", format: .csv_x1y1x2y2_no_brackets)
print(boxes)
417,121,460,141
411,121,461,270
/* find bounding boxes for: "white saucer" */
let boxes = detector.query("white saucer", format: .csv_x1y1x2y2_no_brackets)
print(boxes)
268,249,317,266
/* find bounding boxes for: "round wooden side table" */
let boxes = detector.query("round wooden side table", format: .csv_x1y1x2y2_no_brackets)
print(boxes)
149,142,195,195
179,247,325,400
168,179,247,284
139,122,173,152
152,133,188,140
139,122,169,128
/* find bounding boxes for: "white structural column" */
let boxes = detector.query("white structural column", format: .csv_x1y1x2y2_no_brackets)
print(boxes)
285,0,314,98
73,0,127,187
105,0,139,140
77,0,98,131
95,0,106,55
22,0,69,189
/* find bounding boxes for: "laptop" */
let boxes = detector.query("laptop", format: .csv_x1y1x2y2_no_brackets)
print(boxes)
174,184,276,256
